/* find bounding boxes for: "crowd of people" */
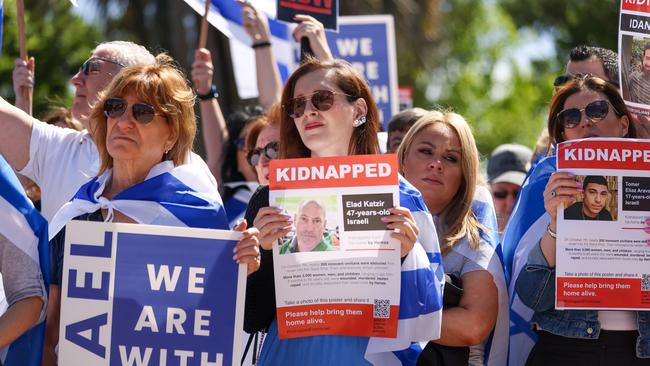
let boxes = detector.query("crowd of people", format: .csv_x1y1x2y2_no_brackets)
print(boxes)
0,2,649,366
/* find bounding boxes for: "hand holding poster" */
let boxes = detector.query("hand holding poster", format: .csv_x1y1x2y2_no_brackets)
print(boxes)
277,0,339,30
58,222,246,366
555,138,650,310
269,154,401,339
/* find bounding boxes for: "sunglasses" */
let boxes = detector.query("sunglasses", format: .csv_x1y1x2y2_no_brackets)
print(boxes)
247,141,279,166
103,97,160,124
79,57,124,76
493,190,519,200
557,100,618,129
284,90,353,119
553,74,573,88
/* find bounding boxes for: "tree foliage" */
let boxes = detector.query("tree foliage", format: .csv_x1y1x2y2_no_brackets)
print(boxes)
0,0,102,117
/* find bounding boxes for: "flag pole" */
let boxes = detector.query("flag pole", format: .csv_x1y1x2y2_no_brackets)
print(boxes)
16,0,33,116
198,0,211,49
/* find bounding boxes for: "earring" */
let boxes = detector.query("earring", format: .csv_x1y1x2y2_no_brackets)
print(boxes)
352,115,367,127
164,148,170,155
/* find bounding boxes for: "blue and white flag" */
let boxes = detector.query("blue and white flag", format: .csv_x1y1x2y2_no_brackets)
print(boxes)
184,0,298,99
468,186,509,366
365,176,444,366
0,155,49,366
501,154,556,366
49,160,229,239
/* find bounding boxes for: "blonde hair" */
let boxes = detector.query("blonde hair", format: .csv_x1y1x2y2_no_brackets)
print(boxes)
90,53,196,175
397,110,485,254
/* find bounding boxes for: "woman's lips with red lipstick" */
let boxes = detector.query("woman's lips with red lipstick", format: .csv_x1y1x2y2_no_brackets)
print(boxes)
304,121,324,130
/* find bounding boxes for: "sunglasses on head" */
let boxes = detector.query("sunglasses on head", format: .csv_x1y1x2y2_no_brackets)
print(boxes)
284,90,353,119
557,99,618,129
493,190,519,200
103,97,160,124
80,57,124,76
247,141,279,166
553,74,574,88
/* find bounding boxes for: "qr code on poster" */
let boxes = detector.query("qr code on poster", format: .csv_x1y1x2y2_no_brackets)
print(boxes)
373,299,390,318
643,274,650,291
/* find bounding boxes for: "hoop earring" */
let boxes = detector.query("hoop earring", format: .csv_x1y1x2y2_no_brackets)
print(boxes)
352,116,366,127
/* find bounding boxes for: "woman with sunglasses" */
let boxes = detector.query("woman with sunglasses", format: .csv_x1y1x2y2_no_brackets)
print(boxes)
46,54,261,357
243,57,443,365
245,103,281,185
506,75,650,365
397,111,508,366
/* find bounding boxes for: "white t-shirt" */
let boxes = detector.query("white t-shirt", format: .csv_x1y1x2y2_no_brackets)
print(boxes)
18,120,99,221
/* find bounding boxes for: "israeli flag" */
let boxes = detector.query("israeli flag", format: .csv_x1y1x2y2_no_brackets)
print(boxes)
469,186,509,366
365,176,444,365
49,160,230,239
501,154,556,366
184,0,298,99
0,155,49,366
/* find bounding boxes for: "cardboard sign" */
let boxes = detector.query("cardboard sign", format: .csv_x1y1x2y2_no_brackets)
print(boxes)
327,15,399,128
277,0,339,30
58,221,246,366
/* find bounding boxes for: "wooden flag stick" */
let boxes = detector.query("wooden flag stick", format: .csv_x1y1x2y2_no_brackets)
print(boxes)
198,0,211,49
16,0,33,116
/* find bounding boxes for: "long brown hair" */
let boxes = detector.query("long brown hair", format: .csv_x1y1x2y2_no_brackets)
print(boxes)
279,57,380,158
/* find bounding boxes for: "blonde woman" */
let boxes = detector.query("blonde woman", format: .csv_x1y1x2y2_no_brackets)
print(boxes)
398,111,508,366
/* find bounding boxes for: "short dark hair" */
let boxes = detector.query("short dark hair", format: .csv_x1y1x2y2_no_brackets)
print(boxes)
582,175,608,190
568,45,619,84
387,107,428,133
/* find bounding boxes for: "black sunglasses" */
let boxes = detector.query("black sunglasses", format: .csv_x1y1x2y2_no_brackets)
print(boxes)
493,190,519,200
80,57,124,76
553,74,573,87
103,97,160,124
557,100,618,129
284,90,353,119
247,141,279,166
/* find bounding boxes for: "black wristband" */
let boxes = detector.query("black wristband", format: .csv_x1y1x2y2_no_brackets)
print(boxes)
252,41,271,49
197,84,219,101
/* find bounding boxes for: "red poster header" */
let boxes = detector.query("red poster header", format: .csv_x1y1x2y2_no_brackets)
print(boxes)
557,138,650,171
270,154,398,190
622,0,650,13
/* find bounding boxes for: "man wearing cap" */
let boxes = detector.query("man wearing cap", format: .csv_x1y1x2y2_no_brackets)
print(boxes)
564,175,613,221
487,144,533,236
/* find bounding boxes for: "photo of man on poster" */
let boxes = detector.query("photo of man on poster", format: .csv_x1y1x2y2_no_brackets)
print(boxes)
280,200,337,254
627,41,650,105
564,175,615,221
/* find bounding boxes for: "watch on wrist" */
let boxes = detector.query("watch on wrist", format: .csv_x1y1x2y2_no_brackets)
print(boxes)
197,84,219,101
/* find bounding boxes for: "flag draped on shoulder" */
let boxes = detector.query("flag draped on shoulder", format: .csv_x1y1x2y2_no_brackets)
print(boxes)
49,160,229,239
183,0,298,99
501,154,556,366
0,155,49,366
468,186,509,366
365,176,444,366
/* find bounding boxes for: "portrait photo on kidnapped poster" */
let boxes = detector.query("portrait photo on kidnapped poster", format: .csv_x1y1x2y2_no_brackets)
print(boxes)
620,34,650,110
277,195,341,255
564,175,618,221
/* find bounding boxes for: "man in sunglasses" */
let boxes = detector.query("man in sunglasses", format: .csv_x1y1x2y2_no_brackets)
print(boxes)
2,41,155,222
487,144,533,237
555,45,619,89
